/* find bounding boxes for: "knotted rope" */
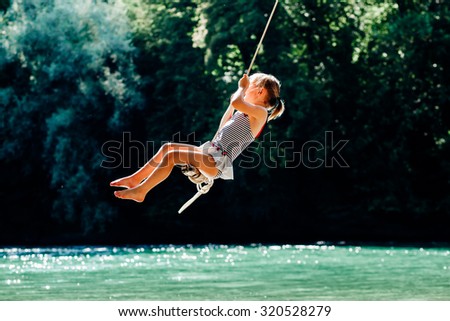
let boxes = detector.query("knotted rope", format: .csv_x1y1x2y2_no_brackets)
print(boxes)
178,165,214,214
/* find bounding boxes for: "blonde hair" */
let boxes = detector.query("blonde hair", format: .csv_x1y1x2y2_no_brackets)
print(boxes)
249,73,285,122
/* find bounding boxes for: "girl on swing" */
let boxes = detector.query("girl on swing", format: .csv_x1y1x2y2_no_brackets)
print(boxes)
110,72,285,202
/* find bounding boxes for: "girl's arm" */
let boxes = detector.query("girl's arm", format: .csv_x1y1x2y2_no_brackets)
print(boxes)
230,74,267,120
212,104,234,141
219,104,234,129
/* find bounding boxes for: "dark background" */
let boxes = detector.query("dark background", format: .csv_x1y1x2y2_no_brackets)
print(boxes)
1,0,449,246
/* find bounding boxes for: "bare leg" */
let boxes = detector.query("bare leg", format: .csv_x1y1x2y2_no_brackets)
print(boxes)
114,149,218,202
110,143,200,188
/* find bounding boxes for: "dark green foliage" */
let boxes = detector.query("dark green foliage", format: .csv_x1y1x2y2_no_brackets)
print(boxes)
1,0,143,234
0,0,9,12
1,0,449,243
348,1,450,217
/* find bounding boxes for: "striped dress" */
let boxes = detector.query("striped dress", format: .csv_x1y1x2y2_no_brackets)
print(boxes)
199,111,264,180
213,111,255,162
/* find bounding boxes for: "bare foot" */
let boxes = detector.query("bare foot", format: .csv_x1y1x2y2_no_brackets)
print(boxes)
110,176,141,189
114,187,146,203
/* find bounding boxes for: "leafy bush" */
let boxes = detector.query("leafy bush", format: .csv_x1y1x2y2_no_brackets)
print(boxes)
0,0,143,233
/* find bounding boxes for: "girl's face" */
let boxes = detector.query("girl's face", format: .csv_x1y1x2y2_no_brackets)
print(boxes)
244,82,266,103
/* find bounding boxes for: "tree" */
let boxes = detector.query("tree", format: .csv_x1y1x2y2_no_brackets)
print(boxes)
0,0,143,233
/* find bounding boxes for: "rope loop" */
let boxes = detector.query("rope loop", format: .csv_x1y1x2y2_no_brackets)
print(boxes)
196,179,214,194
179,164,209,184
177,164,215,214
178,163,214,194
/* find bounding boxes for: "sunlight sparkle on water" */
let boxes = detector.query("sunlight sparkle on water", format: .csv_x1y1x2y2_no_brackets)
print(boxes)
0,245,448,300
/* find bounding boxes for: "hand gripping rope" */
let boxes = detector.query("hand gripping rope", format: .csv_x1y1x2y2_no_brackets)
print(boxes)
178,0,279,214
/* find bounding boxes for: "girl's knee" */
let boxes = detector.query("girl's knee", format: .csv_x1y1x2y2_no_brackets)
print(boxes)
160,142,173,154
163,150,177,164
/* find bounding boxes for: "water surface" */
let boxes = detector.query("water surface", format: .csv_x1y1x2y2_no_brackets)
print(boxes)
1,244,449,300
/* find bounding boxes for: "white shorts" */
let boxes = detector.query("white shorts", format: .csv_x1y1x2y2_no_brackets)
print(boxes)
199,141,233,180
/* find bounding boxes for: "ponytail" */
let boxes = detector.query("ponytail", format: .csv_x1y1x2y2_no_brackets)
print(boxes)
268,97,285,122
250,72,285,122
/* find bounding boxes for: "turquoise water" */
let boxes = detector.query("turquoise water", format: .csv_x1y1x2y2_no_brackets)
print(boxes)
0,244,449,300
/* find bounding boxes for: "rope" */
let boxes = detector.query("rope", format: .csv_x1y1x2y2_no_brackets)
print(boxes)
178,178,214,214
247,0,279,75
178,164,214,214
